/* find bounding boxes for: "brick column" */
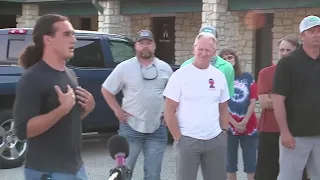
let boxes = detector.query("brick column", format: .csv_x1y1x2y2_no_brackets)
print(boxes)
97,1,132,38
202,0,261,116
202,0,229,50
202,0,255,73
16,3,39,28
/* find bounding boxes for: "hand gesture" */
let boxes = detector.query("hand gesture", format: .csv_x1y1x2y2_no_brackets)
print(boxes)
54,85,76,114
280,131,295,149
75,86,95,113
236,121,247,133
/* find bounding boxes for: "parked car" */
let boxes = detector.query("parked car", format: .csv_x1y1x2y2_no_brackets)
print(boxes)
0,28,179,169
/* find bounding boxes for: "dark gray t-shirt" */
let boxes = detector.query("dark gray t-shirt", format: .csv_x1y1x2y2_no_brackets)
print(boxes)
13,60,83,173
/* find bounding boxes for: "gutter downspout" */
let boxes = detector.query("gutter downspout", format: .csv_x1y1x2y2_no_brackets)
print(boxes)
92,0,104,14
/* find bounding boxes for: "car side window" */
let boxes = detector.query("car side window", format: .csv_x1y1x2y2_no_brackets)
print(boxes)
1,34,33,63
67,39,105,68
109,40,135,64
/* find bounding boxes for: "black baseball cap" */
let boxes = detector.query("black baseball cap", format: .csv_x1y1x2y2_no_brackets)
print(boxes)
136,30,154,42
199,26,218,39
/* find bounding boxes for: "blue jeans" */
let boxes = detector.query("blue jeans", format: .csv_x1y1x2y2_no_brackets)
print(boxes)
118,123,167,180
227,135,258,173
24,166,88,180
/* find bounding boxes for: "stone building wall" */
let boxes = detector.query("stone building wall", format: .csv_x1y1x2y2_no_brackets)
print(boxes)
130,14,152,41
202,0,255,74
175,12,202,65
128,12,202,65
97,1,152,41
98,1,132,38
16,4,39,28
97,2,202,65
272,8,320,63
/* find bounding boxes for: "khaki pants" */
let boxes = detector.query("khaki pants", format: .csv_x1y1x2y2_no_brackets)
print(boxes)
278,136,320,180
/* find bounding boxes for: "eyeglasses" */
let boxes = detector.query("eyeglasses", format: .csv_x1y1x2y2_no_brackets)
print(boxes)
223,55,234,61
140,64,158,80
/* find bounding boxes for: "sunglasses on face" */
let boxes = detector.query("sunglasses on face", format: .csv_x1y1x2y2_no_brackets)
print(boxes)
223,55,234,60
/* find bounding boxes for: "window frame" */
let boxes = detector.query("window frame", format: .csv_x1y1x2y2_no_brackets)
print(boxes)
67,37,106,69
108,38,135,65
0,34,33,64
7,39,29,60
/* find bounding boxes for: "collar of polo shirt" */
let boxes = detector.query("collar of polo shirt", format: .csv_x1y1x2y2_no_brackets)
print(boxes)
135,56,158,67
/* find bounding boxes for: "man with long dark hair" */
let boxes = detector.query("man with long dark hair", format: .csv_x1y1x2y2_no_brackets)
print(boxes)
13,14,95,179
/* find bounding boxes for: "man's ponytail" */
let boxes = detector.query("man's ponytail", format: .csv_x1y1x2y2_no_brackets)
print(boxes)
18,45,43,69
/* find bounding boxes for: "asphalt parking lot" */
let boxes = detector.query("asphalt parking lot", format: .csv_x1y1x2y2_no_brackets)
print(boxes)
1,134,247,180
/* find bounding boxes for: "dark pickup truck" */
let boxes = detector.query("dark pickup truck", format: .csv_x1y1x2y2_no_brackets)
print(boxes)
0,28,179,169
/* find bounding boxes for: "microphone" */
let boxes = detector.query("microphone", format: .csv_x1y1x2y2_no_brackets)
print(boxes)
107,135,132,180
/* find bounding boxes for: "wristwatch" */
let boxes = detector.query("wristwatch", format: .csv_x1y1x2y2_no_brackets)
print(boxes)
222,128,228,133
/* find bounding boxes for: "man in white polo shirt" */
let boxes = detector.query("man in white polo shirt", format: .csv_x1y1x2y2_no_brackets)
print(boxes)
163,32,230,180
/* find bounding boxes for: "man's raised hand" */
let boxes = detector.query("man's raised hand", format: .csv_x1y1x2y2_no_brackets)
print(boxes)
54,85,76,114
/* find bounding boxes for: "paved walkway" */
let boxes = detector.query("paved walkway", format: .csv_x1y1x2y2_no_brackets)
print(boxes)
1,138,248,180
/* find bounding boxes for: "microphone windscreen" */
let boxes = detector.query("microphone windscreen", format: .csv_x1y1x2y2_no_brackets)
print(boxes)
108,135,129,159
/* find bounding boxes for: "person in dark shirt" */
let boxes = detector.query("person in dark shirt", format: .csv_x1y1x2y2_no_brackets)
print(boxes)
255,36,301,180
272,15,320,180
13,14,95,180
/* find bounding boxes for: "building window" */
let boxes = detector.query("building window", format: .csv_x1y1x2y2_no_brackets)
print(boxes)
109,40,135,63
80,17,91,31
68,16,98,31
67,39,105,68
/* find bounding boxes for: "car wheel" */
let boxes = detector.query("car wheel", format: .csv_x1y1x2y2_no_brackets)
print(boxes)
0,109,27,169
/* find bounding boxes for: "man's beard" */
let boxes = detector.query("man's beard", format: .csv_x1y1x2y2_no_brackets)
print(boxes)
138,50,153,59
